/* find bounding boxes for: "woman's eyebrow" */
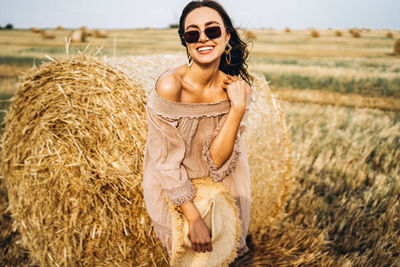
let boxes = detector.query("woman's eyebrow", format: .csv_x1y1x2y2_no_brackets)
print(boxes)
185,21,220,30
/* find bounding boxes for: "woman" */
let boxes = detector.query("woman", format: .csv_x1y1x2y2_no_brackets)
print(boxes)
143,0,253,260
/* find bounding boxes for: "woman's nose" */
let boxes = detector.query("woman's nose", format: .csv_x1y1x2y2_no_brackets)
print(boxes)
198,30,208,42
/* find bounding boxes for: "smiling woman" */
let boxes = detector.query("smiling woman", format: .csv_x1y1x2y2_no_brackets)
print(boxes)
142,1,254,266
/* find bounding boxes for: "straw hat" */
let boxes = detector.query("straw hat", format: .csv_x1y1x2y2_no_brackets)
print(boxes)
169,177,241,267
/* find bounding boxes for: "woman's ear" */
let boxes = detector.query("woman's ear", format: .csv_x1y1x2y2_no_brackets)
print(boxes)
226,32,231,43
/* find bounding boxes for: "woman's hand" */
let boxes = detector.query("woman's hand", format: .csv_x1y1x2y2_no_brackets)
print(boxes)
222,74,250,112
180,201,213,253
188,216,213,253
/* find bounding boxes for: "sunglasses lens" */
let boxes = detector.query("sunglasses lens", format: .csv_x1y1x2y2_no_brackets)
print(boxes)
184,30,199,43
183,26,222,43
205,26,222,39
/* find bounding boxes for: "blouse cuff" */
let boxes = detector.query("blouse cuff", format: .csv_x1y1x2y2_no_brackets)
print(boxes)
202,123,242,182
165,179,197,206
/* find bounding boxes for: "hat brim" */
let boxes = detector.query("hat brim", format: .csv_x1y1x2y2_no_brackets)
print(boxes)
168,177,241,267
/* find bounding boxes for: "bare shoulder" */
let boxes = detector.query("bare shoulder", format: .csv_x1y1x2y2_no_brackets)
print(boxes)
155,69,182,102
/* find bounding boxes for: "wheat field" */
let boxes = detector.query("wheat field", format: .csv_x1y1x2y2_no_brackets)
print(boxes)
1,28,399,266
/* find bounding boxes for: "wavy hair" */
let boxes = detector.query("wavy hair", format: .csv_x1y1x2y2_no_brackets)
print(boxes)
178,0,254,85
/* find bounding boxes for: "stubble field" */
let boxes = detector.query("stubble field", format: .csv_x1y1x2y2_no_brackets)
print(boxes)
0,28,399,266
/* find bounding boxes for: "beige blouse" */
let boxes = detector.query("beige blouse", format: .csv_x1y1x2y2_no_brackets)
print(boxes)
143,87,253,257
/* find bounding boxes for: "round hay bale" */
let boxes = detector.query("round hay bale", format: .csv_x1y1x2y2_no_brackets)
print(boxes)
310,30,320,38
69,30,87,42
0,54,168,266
394,39,400,55
40,30,55,39
30,27,41,33
56,25,63,30
284,27,291,33
94,29,107,38
1,54,292,266
386,31,394,38
349,28,361,38
334,30,342,37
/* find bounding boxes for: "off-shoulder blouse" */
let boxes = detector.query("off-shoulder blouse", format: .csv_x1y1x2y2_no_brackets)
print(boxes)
142,87,253,257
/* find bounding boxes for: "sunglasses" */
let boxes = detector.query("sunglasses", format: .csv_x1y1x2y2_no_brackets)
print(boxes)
183,26,222,44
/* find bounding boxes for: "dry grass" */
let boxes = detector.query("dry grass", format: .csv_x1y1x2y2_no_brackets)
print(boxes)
274,88,400,112
394,38,400,55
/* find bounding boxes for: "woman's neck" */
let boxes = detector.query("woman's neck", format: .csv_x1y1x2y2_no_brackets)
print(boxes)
186,60,222,90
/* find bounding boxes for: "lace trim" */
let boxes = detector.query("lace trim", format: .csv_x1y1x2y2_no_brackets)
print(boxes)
202,115,242,182
147,88,253,120
165,179,197,206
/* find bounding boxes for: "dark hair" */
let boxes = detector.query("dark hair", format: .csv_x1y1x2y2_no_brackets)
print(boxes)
178,0,253,85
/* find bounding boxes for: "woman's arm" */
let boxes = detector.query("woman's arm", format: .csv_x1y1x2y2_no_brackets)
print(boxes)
208,75,251,168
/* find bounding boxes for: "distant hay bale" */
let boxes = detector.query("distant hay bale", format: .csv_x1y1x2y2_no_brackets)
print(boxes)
310,30,320,38
285,27,291,33
94,29,107,38
40,30,55,39
386,31,394,38
394,39,400,55
30,27,41,33
350,29,361,38
69,30,87,42
244,29,257,41
56,25,63,30
334,30,342,37
1,54,292,266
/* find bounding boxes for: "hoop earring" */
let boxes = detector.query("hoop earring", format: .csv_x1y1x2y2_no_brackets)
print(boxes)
224,43,232,65
186,54,193,67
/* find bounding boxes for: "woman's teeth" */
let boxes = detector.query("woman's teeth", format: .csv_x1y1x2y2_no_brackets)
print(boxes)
198,46,213,52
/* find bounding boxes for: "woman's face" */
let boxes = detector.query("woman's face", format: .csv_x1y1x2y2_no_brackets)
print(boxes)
183,7,230,66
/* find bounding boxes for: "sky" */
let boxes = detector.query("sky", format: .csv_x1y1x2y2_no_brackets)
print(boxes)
0,0,399,30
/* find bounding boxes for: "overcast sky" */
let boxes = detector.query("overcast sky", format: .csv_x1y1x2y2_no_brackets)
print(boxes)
0,0,399,30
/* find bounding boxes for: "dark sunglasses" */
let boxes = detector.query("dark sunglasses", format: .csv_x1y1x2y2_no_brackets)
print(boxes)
183,26,222,44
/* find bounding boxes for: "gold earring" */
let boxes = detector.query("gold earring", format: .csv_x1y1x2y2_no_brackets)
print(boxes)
224,43,232,64
186,54,193,67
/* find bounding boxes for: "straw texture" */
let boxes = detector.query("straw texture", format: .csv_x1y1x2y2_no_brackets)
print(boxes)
0,54,168,266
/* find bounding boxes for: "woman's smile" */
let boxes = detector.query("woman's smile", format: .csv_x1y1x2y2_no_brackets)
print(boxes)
196,44,215,54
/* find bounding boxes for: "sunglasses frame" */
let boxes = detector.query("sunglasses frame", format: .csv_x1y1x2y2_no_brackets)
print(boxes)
182,26,225,44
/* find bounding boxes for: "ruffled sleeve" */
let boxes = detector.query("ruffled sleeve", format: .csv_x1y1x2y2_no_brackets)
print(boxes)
202,93,252,182
145,105,196,206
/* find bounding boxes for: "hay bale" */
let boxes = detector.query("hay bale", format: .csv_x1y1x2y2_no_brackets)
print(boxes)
56,25,63,30
349,28,361,38
394,39,400,55
310,30,320,38
285,27,291,33
244,29,257,41
94,29,107,38
69,30,87,42
40,30,55,39
386,31,394,38
1,54,292,266
0,54,167,266
30,27,41,33
334,30,342,37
